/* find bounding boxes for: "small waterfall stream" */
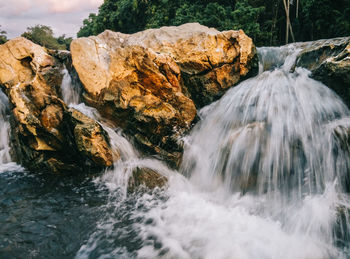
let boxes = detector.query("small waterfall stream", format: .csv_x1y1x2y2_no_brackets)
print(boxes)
0,44,349,258
0,89,23,173
61,67,81,106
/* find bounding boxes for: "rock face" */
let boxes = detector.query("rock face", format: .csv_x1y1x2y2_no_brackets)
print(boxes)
0,37,113,173
71,23,258,166
296,37,350,107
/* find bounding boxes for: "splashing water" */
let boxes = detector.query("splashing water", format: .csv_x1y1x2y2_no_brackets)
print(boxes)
76,44,350,259
1,44,350,258
0,89,23,173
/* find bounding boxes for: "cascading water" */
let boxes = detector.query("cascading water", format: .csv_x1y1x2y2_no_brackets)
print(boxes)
0,89,22,173
74,44,350,259
0,90,11,164
60,67,176,196
1,44,350,259
61,67,81,106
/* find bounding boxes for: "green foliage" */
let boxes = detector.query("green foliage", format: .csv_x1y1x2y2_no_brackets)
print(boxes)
231,0,265,44
298,0,350,41
78,0,350,46
21,25,70,50
57,34,73,50
0,25,7,44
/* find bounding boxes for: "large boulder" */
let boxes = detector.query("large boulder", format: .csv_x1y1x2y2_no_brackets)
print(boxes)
0,37,114,173
71,23,258,167
296,37,350,107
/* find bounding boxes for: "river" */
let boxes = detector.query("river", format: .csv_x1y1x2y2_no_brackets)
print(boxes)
0,43,349,259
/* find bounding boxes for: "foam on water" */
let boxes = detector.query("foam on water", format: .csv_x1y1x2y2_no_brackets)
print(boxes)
134,44,350,258
41,45,350,258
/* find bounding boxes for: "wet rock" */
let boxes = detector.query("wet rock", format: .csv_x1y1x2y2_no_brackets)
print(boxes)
69,108,115,167
296,37,350,107
71,23,258,167
128,167,167,192
0,37,113,174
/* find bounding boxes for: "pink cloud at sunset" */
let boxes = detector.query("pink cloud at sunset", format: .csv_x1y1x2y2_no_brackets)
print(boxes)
0,0,103,38
37,0,104,13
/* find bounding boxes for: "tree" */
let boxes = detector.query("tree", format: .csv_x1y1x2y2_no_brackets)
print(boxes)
57,34,73,50
77,0,350,46
282,0,295,43
77,14,99,37
21,25,66,50
0,25,7,44
297,0,350,41
231,0,265,45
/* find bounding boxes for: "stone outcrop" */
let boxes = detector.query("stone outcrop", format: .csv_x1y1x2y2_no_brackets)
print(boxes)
71,23,258,167
0,37,113,173
296,37,350,107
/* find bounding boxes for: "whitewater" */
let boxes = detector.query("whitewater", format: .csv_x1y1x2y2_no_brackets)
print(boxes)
1,43,349,259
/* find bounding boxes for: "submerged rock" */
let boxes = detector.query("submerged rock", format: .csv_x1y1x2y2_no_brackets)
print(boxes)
128,167,167,192
0,37,114,174
71,23,258,167
296,37,350,107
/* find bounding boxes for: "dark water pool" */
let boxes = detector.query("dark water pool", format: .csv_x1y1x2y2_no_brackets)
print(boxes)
0,170,162,259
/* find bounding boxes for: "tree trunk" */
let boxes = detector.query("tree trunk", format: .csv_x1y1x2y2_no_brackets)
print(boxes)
283,0,295,43
296,0,299,18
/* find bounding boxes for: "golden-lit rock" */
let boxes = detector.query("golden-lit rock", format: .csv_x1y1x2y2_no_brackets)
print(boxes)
0,37,114,173
69,108,115,167
71,23,258,167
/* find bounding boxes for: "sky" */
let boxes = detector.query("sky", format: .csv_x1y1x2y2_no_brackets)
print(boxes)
0,0,103,38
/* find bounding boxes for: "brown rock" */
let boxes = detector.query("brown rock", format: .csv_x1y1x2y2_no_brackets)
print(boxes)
128,167,167,192
71,23,258,167
69,108,115,167
0,37,114,174
0,38,67,169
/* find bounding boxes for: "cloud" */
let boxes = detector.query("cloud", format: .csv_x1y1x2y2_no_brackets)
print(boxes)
36,0,103,13
0,0,103,38
0,0,32,16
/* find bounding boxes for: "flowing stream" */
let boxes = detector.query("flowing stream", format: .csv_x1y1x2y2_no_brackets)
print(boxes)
0,89,23,173
0,44,350,258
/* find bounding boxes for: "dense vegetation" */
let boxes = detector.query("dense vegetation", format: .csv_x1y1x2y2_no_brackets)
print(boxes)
21,25,73,50
0,25,72,50
78,0,350,46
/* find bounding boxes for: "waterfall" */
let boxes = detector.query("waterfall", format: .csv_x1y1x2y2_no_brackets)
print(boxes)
1,45,348,258
119,44,349,259
71,44,350,258
182,45,350,198
63,72,176,197
0,90,11,165
0,89,23,173
61,67,81,105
